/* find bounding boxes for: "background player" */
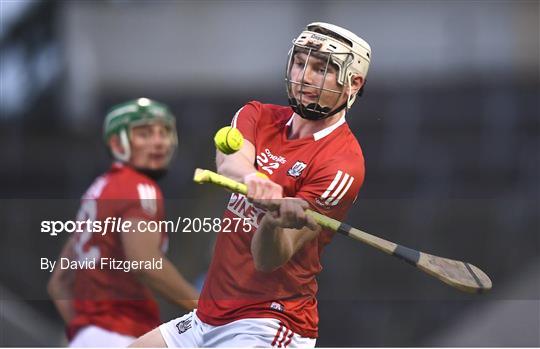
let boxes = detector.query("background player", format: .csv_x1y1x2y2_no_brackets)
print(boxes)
132,22,371,347
47,98,199,347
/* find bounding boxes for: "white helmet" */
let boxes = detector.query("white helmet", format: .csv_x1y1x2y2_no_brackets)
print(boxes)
286,22,372,120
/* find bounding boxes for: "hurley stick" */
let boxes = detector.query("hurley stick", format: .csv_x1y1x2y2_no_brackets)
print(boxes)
193,168,492,294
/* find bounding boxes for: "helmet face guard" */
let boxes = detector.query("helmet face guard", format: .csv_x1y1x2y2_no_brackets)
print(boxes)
285,23,372,120
285,45,353,120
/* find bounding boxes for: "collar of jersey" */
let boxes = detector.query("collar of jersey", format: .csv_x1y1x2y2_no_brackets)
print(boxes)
111,161,125,170
286,113,347,141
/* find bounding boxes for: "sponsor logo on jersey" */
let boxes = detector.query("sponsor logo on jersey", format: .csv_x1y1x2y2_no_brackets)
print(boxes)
287,161,307,178
137,183,157,216
176,314,192,334
315,170,355,208
227,193,265,228
256,148,286,175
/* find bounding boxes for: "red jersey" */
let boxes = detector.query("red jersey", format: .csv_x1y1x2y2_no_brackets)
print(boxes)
68,163,167,339
197,101,365,338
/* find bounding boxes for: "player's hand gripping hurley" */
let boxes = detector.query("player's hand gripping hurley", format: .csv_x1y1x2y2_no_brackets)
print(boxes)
193,168,492,294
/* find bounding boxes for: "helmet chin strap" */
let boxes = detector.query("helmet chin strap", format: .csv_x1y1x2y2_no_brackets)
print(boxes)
112,129,131,162
290,98,347,120
346,74,355,110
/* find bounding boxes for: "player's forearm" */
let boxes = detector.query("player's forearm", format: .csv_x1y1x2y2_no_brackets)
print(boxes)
53,300,75,324
216,156,257,182
251,215,293,272
136,257,199,310
48,237,76,323
215,146,257,182
48,273,75,324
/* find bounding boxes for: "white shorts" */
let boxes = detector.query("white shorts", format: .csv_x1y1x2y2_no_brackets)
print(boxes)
69,325,135,347
159,310,316,348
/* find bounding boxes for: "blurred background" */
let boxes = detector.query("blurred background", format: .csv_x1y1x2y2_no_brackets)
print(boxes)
0,0,538,346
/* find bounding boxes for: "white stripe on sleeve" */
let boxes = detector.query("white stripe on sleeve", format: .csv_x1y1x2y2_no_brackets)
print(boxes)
325,173,350,205
231,106,245,128
320,170,343,199
331,176,354,206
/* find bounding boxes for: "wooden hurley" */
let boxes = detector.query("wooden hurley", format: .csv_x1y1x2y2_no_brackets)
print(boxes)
193,168,492,294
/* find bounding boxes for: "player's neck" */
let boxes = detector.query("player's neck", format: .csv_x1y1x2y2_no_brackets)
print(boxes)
288,110,345,140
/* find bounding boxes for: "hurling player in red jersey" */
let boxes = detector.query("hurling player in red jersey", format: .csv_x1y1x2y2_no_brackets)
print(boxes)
47,98,199,347
132,22,371,347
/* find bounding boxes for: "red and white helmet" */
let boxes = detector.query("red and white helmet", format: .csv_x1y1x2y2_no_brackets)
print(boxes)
286,22,372,120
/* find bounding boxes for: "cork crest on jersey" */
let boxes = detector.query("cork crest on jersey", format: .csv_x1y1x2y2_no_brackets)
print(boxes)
287,161,307,178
